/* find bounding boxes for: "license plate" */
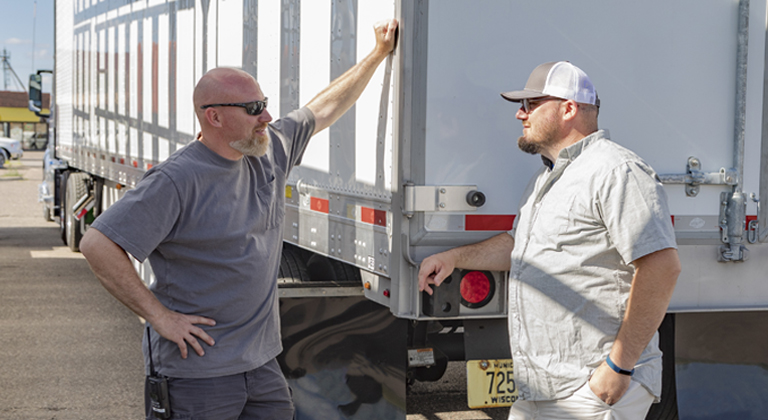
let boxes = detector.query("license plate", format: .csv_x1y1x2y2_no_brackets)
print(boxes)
466,359,518,408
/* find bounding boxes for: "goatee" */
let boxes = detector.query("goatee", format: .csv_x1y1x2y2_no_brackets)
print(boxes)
230,126,269,157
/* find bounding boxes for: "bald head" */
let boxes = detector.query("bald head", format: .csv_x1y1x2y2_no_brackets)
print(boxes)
193,67,260,120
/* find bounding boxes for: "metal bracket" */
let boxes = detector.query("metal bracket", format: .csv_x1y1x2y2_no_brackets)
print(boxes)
659,157,738,197
401,233,419,267
72,193,94,222
404,183,484,214
718,191,749,262
686,156,703,197
684,157,739,197
748,219,759,244
748,193,760,244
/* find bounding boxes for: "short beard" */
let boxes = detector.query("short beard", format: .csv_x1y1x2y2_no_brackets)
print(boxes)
517,136,541,155
230,127,269,157
517,116,560,156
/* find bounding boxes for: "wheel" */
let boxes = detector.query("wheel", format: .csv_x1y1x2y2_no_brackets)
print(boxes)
306,254,362,282
0,149,7,168
278,246,310,283
645,313,678,420
65,172,90,252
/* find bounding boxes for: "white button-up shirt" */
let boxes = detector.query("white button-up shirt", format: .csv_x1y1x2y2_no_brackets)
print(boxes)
508,129,677,401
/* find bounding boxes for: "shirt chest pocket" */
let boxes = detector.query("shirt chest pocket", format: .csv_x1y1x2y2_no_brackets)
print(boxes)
532,191,598,239
255,174,285,232
532,193,577,237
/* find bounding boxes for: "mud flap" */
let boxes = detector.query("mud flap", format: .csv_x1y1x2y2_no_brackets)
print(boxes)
278,296,408,419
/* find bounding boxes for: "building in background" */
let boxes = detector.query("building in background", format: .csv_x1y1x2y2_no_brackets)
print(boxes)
0,90,50,150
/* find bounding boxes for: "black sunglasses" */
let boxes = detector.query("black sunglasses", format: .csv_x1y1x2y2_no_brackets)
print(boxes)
200,98,268,116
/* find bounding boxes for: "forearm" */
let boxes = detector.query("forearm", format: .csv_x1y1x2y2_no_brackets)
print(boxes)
450,232,515,271
80,228,168,323
82,228,216,358
610,247,681,368
306,48,390,134
418,232,514,294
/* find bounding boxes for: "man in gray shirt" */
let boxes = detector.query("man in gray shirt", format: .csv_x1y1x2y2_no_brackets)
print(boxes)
81,19,398,420
418,61,681,419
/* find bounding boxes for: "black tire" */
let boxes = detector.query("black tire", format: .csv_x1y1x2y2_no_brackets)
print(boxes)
65,172,90,252
278,246,310,283
0,149,7,168
306,254,362,282
645,313,678,420
58,171,70,244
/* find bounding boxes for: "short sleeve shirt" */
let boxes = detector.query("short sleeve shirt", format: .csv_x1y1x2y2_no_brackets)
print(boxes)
507,130,677,401
91,108,315,378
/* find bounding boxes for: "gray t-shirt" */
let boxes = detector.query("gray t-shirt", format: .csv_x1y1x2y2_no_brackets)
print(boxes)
91,108,315,378
508,130,677,402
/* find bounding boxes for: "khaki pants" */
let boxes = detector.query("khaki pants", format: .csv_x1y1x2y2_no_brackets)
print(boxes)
508,379,654,420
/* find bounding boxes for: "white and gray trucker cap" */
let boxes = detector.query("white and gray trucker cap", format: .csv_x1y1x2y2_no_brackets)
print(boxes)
501,61,600,107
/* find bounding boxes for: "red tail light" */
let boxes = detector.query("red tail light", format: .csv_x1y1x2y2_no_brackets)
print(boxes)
460,270,495,308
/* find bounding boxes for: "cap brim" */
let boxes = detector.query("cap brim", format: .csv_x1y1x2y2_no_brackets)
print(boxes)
500,89,548,103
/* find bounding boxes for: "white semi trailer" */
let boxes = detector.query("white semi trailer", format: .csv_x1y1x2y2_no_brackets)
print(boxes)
31,0,768,419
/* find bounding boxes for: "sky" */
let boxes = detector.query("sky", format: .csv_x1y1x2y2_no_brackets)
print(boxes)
0,0,54,92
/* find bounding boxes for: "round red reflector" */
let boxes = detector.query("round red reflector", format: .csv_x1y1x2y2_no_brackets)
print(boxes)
460,271,491,306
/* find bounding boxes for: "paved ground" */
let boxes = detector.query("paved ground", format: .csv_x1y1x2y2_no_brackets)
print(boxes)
0,151,510,420
406,365,509,420
0,151,145,419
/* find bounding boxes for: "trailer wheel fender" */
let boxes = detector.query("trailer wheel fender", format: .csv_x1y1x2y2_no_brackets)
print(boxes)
58,171,70,244
65,172,90,252
43,200,53,222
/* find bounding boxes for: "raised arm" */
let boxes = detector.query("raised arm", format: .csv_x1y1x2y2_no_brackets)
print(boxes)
80,228,217,359
418,232,515,295
589,247,681,404
306,18,398,135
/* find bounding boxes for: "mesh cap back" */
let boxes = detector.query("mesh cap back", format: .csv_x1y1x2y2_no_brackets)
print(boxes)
501,61,599,107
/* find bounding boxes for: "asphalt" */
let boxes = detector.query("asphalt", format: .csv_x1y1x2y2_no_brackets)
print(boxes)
0,151,509,420
406,364,509,420
0,151,144,419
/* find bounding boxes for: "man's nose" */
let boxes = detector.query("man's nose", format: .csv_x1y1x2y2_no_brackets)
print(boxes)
259,109,273,123
515,107,528,120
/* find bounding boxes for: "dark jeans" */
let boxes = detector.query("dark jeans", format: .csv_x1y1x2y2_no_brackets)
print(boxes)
145,358,294,420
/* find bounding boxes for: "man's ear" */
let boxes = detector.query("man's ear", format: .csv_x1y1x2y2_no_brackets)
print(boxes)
562,100,579,122
205,108,223,128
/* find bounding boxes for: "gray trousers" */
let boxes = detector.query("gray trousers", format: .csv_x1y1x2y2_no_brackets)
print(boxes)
145,358,294,420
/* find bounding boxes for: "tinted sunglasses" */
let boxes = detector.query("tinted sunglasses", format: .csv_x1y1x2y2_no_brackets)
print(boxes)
200,98,268,116
520,97,561,114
